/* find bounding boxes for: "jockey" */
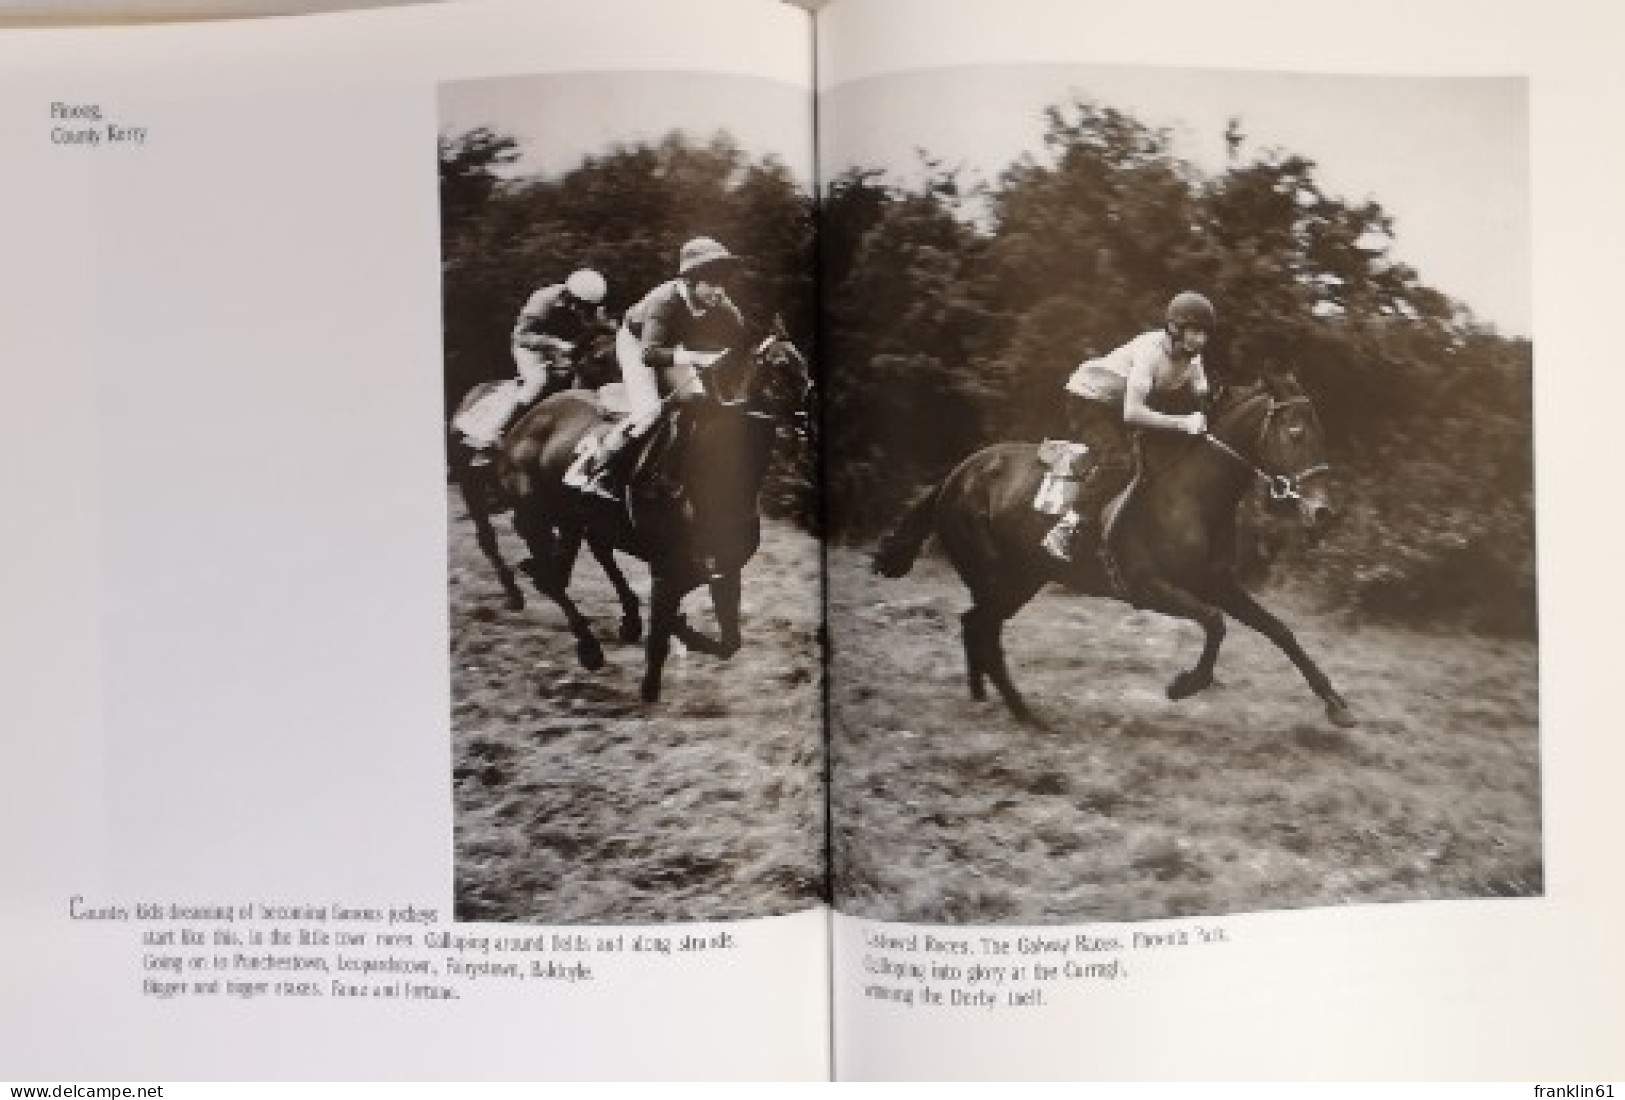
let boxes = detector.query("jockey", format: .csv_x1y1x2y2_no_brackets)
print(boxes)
1041,290,1215,561
461,267,607,464
571,236,748,498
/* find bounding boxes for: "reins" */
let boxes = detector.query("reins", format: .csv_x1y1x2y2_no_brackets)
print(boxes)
1200,393,1330,504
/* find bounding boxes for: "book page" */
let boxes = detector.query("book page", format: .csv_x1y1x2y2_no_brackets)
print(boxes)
0,0,828,1080
818,0,1622,1079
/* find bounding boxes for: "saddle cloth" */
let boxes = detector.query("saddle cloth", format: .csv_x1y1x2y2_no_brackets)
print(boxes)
1032,439,1090,515
452,380,521,446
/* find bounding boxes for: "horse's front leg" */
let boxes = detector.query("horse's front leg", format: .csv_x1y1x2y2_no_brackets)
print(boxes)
706,569,742,659
667,570,742,661
585,536,642,644
1135,576,1226,701
641,573,682,704
512,509,604,671
1209,578,1355,727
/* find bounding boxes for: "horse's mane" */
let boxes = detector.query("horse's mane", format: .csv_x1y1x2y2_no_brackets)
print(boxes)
1138,375,1288,473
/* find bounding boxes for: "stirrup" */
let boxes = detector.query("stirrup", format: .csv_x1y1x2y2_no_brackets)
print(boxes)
562,450,596,489
566,455,619,501
1042,520,1080,561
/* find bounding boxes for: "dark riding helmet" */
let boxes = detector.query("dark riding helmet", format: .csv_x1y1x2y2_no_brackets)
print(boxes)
1167,291,1217,330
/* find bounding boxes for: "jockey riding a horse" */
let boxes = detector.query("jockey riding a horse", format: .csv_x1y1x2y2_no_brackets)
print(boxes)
1041,290,1216,561
568,236,750,500
455,266,609,466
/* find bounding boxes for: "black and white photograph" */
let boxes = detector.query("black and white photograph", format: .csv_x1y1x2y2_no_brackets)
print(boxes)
821,65,1538,923
438,71,824,924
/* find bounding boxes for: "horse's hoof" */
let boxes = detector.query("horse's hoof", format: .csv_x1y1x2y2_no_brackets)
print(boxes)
1326,700,1357,728
576,638,606,671
619,616,643,645
504,592,526,612
1167,670,1213,701
716,640,741,662
639,679,661,704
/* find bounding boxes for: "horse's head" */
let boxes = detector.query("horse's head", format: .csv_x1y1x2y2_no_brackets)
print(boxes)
1212,371,1338,540
704,317,812,435
752,320,813,428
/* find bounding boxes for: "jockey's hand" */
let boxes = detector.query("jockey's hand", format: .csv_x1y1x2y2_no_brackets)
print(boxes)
1181,412,1208,436
675,348,728,370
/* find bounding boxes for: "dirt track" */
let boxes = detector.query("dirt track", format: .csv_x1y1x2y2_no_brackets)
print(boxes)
448,491,826,924
828,546,1541,924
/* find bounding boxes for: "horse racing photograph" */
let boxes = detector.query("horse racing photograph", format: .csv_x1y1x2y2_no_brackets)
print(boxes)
437,71,824,923
820,65,1539,923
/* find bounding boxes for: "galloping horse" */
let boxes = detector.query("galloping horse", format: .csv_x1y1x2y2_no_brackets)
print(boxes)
448,319,632,616
873,372,1355,727
485,323,811,702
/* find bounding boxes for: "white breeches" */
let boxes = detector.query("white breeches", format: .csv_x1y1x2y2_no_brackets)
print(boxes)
615,325,660,418
512,345,550,404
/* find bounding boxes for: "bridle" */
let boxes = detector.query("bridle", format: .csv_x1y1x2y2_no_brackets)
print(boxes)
671,334,810,434
1201,392,1331,504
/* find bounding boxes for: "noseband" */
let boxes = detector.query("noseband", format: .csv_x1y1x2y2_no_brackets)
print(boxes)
1201,394,1330,503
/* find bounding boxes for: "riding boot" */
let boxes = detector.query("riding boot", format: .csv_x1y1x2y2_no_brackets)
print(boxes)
570,414,645,501
581,441,628,501
566,434,624,500
1042,510,1083,561
1041,459,1130,561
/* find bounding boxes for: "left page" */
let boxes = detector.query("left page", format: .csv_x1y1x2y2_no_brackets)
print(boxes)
0,0,827,1080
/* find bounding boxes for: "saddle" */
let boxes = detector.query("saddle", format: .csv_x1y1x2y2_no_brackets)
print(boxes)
1032,435,1144,599
451,380,521,448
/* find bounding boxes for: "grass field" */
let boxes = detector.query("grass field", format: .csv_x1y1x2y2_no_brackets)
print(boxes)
829,545,1542,924
447,492,826,924
445,485,1541,927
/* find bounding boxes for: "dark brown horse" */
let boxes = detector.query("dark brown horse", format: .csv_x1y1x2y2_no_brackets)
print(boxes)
448,320,633,617
475,325,811,702
873,373,1354,727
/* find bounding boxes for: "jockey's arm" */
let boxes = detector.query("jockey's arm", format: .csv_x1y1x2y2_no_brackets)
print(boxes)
510,286,574,357
640,299,737,395
523,334,575,359
639,307,680,371
1122,365,1199,433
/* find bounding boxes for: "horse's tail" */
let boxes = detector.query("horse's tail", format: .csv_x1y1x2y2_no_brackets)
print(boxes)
872,480,944,578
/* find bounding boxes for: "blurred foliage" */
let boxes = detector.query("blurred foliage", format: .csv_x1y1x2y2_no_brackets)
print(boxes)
821,100,1534,635
439,128,818,530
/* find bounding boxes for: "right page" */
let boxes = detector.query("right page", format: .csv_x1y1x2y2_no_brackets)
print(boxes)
817,0,1623,1079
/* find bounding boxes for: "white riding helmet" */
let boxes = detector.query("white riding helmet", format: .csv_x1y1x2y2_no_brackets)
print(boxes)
565,268,607,305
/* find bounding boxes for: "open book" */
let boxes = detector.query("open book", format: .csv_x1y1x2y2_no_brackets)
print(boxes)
2,0,1620,1082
